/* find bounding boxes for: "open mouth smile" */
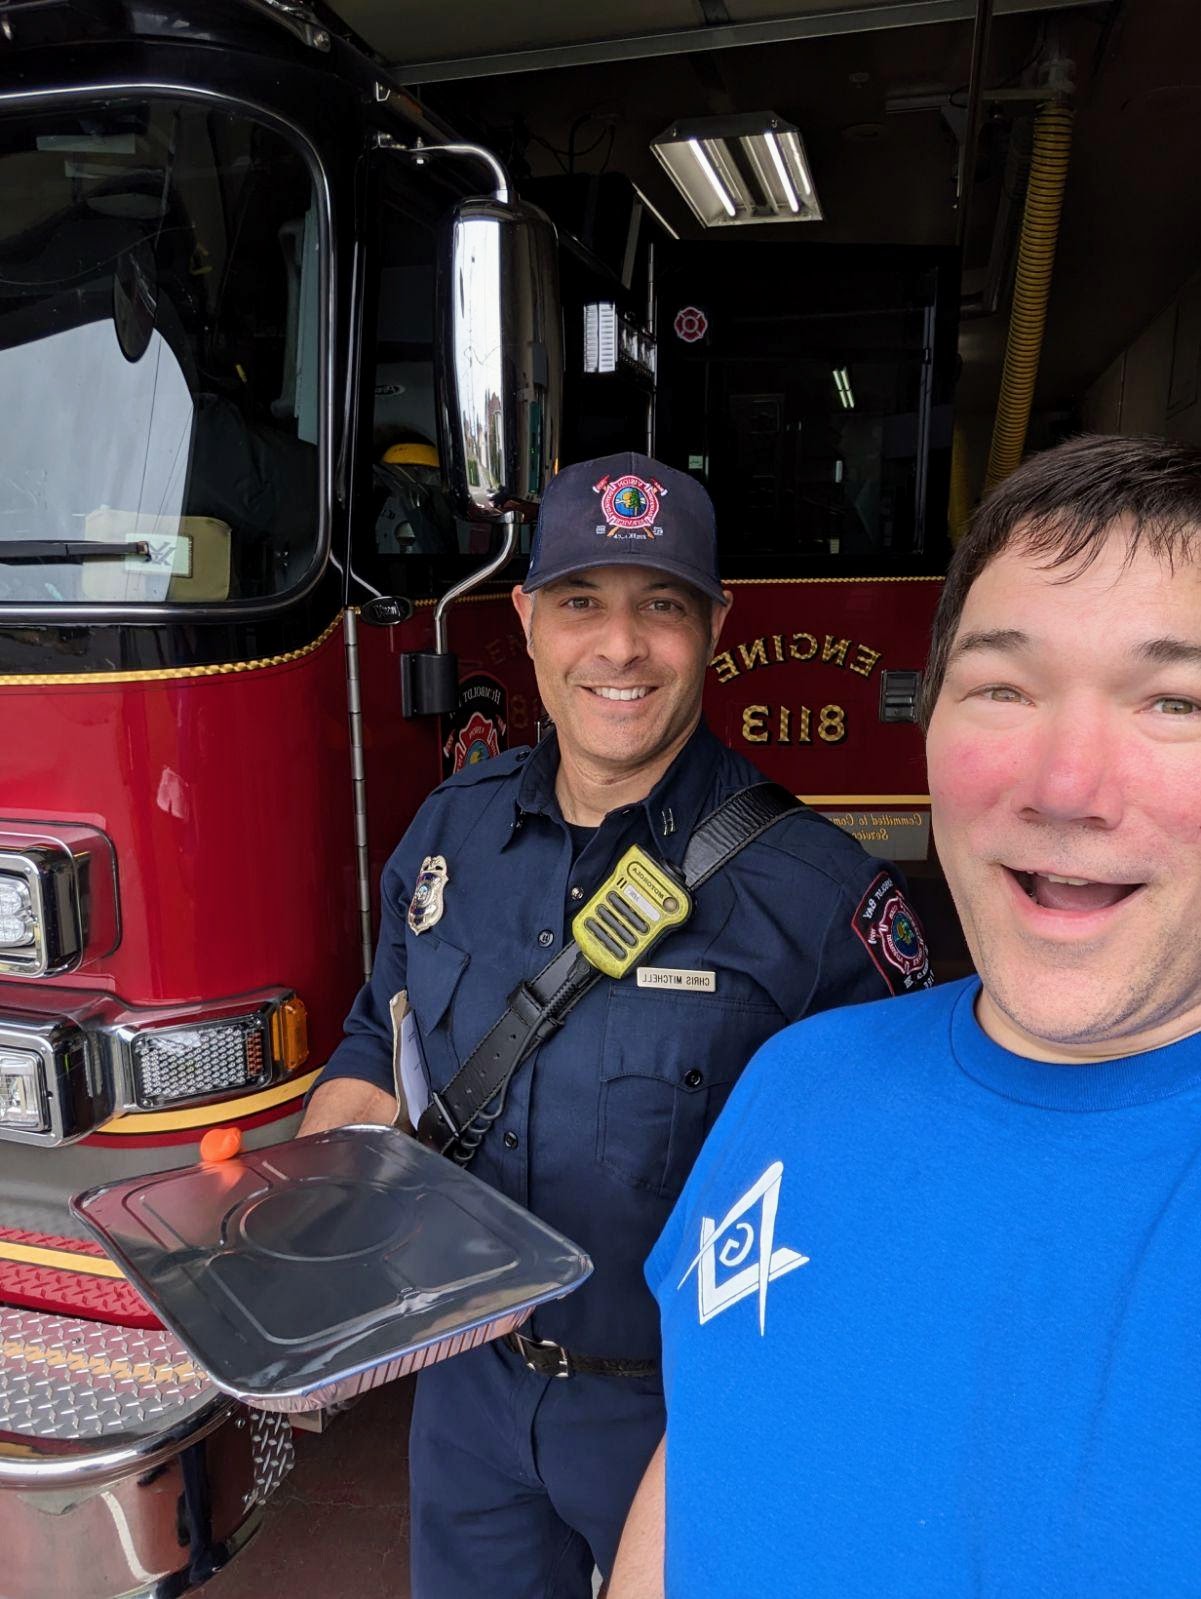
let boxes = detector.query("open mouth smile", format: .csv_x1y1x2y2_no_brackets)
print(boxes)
1005,867,1144,914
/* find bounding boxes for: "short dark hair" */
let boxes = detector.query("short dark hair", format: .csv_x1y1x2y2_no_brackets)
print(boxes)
920,433,1201,727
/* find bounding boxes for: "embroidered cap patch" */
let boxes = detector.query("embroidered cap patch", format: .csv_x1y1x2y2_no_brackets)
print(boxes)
593,472,667,540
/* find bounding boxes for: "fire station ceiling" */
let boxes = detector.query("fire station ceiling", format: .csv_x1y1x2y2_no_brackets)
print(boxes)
334,0,1201,421
336,0,1084,84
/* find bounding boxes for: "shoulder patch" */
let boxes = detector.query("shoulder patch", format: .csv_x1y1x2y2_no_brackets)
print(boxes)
851,872,933,995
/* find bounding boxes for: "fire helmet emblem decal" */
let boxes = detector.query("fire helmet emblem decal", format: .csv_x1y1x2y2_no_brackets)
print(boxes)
674,306,708,343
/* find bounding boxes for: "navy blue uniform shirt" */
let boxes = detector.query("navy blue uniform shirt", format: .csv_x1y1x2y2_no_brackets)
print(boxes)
317,721,926,1358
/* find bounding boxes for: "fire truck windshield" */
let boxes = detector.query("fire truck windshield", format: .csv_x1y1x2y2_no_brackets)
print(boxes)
0,97,322,608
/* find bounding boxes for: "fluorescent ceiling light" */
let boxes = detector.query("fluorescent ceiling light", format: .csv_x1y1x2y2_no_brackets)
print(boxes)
833,367,855,410
652,113,822,229
782,130,812,198
764,132,799,214
688,139,736,218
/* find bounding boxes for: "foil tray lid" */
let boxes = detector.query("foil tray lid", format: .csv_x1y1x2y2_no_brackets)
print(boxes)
71,1126,592,1405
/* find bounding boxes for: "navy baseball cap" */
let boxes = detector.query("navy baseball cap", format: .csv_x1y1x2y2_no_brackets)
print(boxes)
522,452,726,604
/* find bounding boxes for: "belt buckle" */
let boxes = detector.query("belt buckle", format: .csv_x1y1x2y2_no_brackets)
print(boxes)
515,1332,572,1379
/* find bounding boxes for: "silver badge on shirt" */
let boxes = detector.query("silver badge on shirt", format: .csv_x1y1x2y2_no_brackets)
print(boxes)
408,855,449,934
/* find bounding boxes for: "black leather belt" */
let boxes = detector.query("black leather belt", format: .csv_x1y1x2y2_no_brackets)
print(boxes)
504,1331,659,1381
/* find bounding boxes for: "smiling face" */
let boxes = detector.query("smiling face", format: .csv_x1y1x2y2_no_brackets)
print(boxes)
926,526,1201,1060
511,565,729,800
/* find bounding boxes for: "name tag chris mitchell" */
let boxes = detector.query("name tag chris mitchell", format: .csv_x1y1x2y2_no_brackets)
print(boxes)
635,967,716,992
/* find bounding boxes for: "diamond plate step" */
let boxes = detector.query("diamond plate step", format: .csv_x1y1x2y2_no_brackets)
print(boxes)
0,1305,209,1442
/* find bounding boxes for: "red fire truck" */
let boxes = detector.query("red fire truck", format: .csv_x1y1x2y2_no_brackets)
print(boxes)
0,3,559,1591
4,0,1200,1592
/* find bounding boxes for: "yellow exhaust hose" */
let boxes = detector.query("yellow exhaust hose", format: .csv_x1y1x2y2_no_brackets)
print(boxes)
983,101,1074,494
948,426,973,544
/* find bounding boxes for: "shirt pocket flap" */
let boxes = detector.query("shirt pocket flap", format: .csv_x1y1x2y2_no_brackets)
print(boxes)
405,931,470,1034
598,987,782,1199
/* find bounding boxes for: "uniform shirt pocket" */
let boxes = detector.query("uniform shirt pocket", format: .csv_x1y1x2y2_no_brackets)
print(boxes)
404,931,471,1090
597,986,783,1200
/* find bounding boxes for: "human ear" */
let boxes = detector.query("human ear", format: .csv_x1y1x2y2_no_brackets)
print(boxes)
511,585,536,653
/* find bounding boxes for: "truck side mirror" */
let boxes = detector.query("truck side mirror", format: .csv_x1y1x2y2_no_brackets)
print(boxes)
401,193,563,719
437,196,562,523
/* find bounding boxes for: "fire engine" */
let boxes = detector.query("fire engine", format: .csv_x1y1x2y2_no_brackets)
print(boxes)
0,3,556,1591
3,0,1200,1592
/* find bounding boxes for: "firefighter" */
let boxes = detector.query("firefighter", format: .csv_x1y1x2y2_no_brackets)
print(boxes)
300,451,930,1599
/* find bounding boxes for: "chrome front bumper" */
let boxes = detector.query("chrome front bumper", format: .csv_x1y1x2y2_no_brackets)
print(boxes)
0,1306,293,1599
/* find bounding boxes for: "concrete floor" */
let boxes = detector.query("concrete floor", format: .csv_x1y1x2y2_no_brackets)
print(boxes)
207,1379,415,1599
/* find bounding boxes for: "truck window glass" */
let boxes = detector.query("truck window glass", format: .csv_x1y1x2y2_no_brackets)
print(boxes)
0,99,322,606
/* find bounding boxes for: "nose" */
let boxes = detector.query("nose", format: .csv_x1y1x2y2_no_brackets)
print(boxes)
595,603,649,671
1014,704,1124,829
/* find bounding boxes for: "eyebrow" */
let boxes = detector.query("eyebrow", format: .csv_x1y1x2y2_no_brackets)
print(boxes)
948,628,1030,661
1137,637,1201,666
949,630,1201,668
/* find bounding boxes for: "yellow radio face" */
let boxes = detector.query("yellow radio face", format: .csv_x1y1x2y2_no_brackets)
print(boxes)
571,845,692,979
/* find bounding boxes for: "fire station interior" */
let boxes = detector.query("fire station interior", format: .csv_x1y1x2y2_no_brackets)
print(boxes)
198,2,1201,1591
354,0,1201,569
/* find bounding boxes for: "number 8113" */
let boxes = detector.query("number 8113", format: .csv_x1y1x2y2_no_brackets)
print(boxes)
740,703,847,746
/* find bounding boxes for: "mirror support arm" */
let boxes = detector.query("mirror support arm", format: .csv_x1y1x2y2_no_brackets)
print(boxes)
433,512,518,655
373,134,511,205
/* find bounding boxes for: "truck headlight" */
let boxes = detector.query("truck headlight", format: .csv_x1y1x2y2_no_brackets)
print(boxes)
0,857,55,972
0,827,119,978
0,1008,111,1145
0,876,36,950
0,1046,47,1132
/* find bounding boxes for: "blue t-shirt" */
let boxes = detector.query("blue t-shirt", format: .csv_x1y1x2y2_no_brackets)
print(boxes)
647,978,1201,1597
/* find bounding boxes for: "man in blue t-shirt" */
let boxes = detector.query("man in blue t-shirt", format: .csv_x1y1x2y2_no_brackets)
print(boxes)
611,434,1201,1599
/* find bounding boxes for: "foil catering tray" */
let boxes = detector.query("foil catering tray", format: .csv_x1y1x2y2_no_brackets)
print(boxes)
72,1125,592,1413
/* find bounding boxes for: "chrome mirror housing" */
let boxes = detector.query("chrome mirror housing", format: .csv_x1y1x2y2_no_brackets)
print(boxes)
437,197,562,523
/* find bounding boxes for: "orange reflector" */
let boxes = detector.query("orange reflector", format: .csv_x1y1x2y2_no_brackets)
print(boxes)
271,997,310,1073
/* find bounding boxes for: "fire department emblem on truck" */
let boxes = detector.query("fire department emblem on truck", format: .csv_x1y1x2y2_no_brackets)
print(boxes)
593,473,667,539
442,673,508,779
452,711,501,770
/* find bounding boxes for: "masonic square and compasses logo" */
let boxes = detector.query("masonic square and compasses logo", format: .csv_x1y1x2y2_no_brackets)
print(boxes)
677,1161,808,1334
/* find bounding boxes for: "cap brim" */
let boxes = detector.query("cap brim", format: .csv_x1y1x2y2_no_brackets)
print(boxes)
522,555,727,605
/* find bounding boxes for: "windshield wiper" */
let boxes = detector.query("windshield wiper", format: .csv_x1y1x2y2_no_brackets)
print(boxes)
0,540,150,564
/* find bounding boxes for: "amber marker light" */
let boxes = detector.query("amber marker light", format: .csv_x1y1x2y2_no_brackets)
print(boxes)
271,996,310,1073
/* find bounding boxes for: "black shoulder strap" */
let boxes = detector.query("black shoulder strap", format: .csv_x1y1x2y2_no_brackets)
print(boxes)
682,782,802,888
416,783,804,1161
